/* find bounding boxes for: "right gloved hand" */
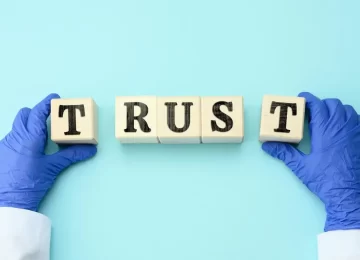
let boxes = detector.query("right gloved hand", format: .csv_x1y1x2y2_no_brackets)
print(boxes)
262,92,360,232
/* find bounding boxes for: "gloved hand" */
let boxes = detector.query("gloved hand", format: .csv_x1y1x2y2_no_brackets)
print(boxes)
0,94,97,212
262,92,360,232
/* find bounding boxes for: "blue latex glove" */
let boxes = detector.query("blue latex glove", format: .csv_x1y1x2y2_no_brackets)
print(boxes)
262,92,360,232
0,94,97,212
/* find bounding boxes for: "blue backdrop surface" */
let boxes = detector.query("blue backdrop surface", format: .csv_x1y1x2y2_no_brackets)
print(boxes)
0,1,359,259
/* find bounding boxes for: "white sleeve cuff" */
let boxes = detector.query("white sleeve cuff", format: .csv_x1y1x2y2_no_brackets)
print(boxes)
318,229,360,260
0,207,51,260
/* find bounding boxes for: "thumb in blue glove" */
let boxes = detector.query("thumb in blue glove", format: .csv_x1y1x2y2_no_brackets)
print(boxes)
0,93,97,212
262,92,360,232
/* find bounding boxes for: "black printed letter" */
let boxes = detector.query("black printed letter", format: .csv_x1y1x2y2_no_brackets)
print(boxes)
270,102,297,133
211,101,233,132
165,102,193,133
58,105,85,135
124,102,151,133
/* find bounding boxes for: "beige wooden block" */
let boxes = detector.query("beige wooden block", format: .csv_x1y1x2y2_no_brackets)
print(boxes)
157,96,201,144
51,98,98,144
115,96,158,143
201,96,244,143
259,95,305,143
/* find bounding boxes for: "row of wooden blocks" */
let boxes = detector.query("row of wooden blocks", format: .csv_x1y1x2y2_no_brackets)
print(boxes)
50,95,305,144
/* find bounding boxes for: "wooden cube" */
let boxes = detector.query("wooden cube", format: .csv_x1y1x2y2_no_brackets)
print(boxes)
259,95,305,143
115,96,158,143
157,96,201,144
201,96,244,143
51,98,98,144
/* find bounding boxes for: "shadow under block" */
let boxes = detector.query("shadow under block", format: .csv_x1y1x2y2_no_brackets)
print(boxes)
115,96,158,143
201,96,244,143
51,98,98,144
259,95,305,143
157,96,201,144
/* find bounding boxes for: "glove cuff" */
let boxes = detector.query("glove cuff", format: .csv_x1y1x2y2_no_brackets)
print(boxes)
325,205,360,232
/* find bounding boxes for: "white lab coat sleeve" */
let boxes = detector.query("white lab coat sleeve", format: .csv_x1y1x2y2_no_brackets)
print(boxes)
0,207,51,260
318,230,360,260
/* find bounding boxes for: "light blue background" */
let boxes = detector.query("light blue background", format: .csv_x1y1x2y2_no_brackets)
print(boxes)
0,1,359,259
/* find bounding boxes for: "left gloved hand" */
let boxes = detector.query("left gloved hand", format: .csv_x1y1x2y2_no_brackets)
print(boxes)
262,92,360,232
0,94,97,212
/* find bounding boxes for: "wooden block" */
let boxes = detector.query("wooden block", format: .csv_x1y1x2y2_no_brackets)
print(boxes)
51,98,98,144
115,96,158,143
259,95,305,143
201,96,244,143
157,96,201,144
